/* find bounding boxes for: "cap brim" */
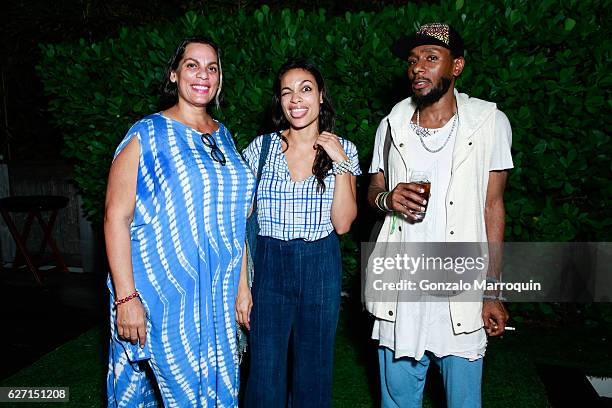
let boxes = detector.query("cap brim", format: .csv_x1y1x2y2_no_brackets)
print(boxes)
391,34,453,60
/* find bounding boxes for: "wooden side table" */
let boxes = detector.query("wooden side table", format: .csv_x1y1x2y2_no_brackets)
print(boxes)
0,195,69,284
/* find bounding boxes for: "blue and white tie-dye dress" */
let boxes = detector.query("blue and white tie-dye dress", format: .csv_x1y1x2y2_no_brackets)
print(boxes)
107,113,255,407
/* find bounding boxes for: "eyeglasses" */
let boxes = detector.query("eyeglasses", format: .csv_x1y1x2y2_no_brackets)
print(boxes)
201,133,226,166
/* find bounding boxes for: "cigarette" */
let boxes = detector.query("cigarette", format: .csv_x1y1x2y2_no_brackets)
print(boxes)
488,318,515,331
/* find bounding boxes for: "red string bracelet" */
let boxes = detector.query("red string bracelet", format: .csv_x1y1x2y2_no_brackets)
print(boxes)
114,291,140,308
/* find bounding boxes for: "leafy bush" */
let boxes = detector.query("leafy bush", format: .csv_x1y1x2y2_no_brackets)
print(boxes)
38,0,611,243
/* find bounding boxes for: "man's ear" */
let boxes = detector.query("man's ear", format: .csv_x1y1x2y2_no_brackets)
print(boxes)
453,56,465,77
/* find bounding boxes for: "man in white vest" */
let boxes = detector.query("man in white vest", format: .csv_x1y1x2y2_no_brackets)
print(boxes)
366,23,512,407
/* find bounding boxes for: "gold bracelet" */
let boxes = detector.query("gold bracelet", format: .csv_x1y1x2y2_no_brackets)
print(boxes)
375,191,390,212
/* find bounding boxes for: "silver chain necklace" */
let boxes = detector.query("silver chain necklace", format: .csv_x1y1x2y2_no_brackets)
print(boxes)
414,109,458,153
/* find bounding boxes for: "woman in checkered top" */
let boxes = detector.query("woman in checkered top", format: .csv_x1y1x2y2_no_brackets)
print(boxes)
240,58,361,408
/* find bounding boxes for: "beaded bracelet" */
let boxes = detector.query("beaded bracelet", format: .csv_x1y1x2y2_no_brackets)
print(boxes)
114,291,140,308
332,159,352,175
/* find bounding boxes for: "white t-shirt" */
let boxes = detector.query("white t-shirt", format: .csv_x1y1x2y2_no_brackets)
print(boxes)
370,110,514,361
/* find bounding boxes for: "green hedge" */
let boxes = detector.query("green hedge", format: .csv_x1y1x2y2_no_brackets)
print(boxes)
38,0,611,241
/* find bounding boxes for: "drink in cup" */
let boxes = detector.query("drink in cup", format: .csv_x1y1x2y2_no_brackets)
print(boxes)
409,171,431,221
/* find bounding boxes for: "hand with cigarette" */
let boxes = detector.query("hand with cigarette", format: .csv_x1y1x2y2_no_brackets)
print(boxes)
482,299,509,336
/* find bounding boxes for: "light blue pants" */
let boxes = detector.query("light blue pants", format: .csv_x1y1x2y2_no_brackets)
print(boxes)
378,347,483,408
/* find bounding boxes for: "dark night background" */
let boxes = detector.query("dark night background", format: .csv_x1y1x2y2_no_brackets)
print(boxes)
0,0,413,161
0,1,610,406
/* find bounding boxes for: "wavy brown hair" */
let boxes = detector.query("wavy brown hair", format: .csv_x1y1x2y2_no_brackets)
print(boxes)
271,58,336,193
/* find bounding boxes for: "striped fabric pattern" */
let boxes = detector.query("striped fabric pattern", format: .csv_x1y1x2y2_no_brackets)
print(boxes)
242,132,361,242
107,113,255,407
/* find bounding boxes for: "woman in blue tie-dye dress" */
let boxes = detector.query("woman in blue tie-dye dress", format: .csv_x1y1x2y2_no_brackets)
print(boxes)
104,37,255,407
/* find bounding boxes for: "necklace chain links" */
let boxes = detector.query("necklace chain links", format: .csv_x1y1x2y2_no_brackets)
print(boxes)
414,109,458,153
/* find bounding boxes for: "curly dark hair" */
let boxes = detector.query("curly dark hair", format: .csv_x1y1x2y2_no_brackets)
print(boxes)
271,58,336,193
160,36,222,109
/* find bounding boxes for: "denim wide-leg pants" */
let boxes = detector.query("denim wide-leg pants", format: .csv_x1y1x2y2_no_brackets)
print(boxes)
245,233,342,408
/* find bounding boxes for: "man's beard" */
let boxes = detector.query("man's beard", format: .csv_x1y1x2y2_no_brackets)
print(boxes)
413,76,453,107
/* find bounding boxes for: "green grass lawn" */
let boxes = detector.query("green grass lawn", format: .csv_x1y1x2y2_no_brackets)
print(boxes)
2,308,610,407
333,309,550,408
